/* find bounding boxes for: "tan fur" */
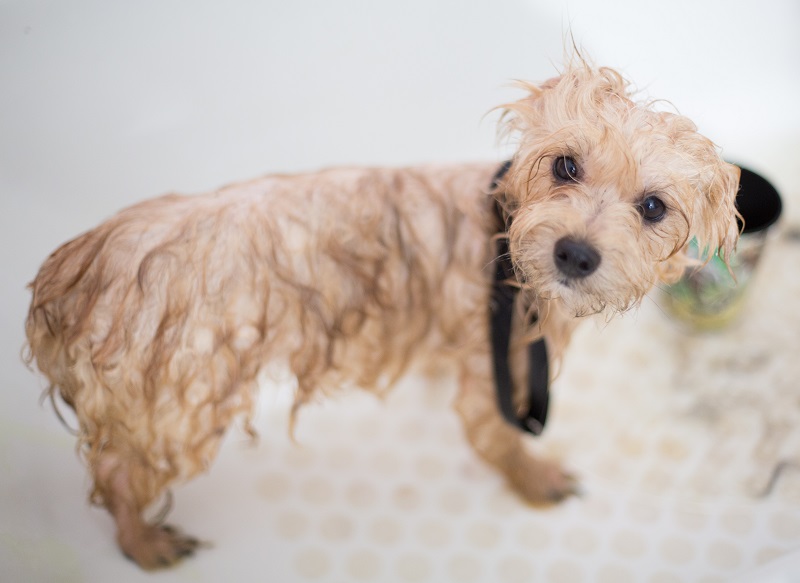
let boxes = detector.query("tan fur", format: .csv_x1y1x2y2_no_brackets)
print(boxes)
25,63,740,569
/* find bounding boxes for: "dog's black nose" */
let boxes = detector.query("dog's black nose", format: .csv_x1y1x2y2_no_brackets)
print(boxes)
553,237,601,279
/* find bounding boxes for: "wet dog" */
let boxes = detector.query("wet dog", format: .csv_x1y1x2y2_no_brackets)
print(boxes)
25,62,740,569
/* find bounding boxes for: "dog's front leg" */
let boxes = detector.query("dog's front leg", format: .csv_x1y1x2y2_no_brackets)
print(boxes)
454,358,577,505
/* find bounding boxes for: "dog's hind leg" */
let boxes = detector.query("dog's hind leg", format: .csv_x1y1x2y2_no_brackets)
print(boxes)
454,360,578,505
93,450,201,570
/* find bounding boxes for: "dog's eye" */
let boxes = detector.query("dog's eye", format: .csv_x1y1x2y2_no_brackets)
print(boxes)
639,195,667,222
553,156,579,181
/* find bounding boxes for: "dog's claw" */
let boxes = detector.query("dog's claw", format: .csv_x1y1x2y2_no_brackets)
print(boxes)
119,524,204,570
547,472,582,502
505,454,581,507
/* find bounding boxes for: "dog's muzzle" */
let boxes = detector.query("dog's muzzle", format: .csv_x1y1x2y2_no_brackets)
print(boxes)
553,237,601,279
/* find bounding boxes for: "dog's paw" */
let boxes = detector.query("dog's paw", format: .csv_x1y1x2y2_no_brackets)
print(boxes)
505,454,580,506
119,524,204,570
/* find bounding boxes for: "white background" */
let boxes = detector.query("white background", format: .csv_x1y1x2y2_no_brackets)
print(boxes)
1,1,799,581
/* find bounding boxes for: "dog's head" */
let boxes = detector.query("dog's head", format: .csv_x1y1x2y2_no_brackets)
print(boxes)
498,64,740,317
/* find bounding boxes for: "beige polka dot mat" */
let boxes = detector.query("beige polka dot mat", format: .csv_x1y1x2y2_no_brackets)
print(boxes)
171,235,800,583
6,237,800,582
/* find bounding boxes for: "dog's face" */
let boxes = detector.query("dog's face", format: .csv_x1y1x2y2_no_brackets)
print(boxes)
500,65,740,317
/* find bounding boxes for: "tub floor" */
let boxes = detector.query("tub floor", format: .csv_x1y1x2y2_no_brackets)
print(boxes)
3,236,800,583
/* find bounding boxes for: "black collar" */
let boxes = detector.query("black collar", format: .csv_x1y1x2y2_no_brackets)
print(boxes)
489,161,550,436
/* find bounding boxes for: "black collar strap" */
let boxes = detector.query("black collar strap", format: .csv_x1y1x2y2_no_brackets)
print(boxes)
489,161,550,436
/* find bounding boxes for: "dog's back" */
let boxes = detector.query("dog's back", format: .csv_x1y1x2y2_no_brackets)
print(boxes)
24,164,497,524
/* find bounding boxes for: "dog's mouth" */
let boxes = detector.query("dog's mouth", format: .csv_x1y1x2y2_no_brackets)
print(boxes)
541,269,646,318
512,240,648,317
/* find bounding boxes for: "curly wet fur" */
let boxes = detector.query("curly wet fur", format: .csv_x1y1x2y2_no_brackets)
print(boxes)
25,62,740,569
26,165,498,505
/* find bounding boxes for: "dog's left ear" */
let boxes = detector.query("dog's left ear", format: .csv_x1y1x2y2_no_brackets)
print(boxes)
695,161,741,264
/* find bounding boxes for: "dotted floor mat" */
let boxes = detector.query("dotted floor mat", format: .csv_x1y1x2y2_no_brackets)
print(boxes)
237,236,800,583
4,237,800,583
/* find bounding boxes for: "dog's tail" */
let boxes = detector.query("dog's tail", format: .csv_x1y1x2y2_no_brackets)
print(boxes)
24,225,113,412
